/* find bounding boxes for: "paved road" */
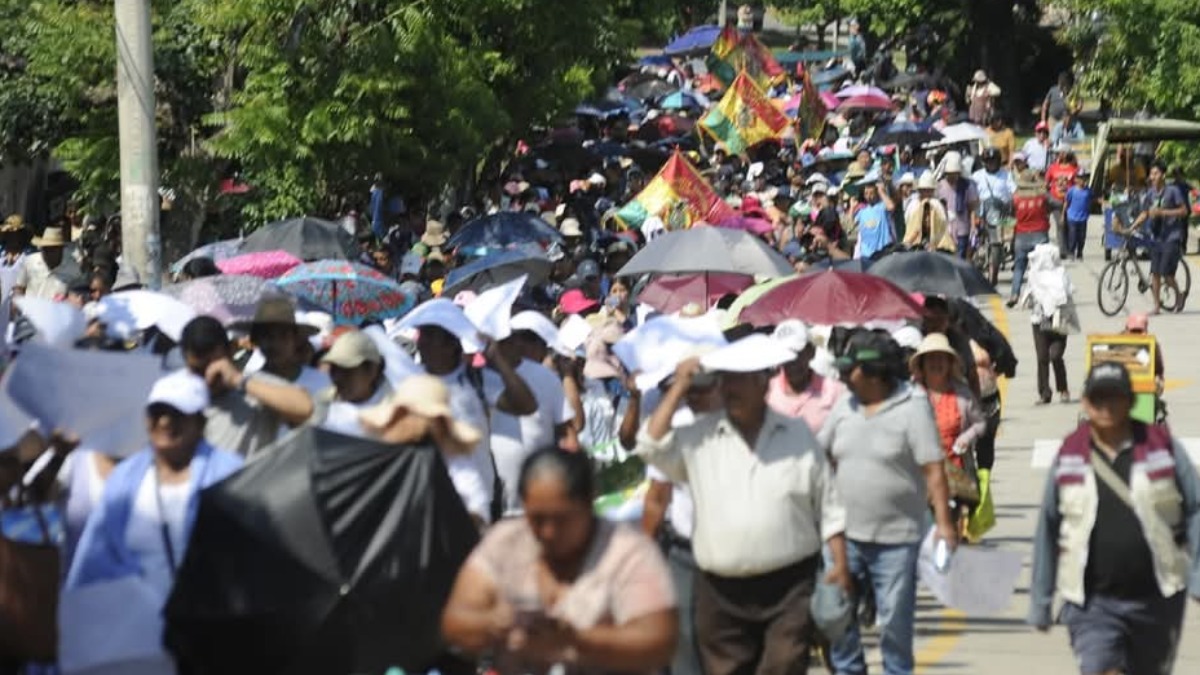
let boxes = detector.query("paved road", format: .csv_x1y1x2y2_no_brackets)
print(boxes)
897,219,1200,673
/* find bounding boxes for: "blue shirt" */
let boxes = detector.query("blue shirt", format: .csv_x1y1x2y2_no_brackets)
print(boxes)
1065,185,1093,222
855,201,893,259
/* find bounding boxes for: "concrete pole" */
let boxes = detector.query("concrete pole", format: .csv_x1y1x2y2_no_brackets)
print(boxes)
114,0,161,289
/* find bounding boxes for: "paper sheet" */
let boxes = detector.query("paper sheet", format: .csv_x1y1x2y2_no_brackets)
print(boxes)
917,528,1024,616
2,343,163,457
464,275,526,341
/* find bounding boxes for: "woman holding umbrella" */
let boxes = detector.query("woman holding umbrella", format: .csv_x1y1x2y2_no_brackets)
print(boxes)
441,448,678,674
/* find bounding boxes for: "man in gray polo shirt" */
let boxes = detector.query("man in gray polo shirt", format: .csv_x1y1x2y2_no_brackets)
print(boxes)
818,331,957,675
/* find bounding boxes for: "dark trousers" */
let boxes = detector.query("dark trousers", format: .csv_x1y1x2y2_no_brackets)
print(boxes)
694,555,819,675
1067,219,1088,258
1032,327,1068,400
975,392,1001,470
1062,592,1186,675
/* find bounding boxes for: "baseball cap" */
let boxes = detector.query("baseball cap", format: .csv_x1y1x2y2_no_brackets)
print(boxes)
147,370,210,415
1035,121,1049,132
1083,362,1134,399
772,320,810,353
558,289,599,315
576,259,601,280
321,330,383,369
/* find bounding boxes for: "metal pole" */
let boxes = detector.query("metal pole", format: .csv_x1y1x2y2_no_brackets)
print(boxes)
114,0,161,289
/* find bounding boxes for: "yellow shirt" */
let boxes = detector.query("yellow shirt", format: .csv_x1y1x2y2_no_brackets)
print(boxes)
986,128,1016,165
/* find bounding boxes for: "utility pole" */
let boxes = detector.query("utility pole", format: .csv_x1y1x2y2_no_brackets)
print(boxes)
114,0,161,289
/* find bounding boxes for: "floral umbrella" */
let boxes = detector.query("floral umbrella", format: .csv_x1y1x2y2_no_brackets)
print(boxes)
275,261,415,326
161,275,292,326
216,250,303,280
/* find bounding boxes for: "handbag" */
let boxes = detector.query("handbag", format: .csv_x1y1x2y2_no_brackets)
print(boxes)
0,485,61,662
943,457,980,503
1050,299,1080,335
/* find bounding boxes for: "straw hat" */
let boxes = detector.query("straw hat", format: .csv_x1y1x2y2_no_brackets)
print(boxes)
230,296,320,336
31,226,66,248
421,220,448,248
909,332,962,377
1,215,26,234
916,172,937,191
359,374,481,452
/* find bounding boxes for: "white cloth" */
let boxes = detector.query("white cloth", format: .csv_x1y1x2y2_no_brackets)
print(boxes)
320,385,389,438
1022,243,1074,324
124,475,190,603
0,253,26,300
435,365,498,522
483,359,573,514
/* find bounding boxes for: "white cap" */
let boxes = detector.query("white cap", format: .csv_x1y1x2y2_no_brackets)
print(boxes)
587,173,607,186
560,217,583,237
147,369,210,415
700,334,795,373
810,182,829,195
510,310,566,355
916,172,937,190
891,325,924,350
772,320,810,353
898,172,915,185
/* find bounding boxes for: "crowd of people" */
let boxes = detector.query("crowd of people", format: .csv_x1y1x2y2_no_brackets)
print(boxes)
0,15,1199,675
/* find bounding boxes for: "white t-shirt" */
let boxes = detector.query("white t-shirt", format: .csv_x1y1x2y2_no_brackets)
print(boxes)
243,358,333,399
124,473,191,603
319,384,389,439
640,389,695,538
435,366,498,522
483,360,574,515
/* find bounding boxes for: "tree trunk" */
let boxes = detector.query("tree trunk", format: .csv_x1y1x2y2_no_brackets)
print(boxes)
970,0,1020,122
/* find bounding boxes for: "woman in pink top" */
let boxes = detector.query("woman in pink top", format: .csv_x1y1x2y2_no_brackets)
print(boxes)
442,448,677,674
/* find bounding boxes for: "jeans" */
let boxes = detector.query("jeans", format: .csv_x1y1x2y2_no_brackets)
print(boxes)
1010,231,1050,299
828,541,921,675
1066,220,1087,258
954,234,971,259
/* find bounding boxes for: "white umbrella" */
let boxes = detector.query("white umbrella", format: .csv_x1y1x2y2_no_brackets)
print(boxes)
96,290,198,342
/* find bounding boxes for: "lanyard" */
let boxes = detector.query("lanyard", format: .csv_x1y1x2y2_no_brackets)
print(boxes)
154,470,179,576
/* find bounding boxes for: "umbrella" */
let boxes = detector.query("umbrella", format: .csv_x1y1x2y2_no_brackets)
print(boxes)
574,100,632,120
617,227,792,279
663,25,721,55
239,217,354,261
811,66,852,88
621,77,677,102
880,72,936,91
805,256,871,273
161,275,294,326
658,91,703,111
446,212,563,251
637,273,755,314
722,276,796,328
715,215,774,237
835,84,889,99
924,122,989,148
275,261,416,326
441,247,553,297
216,250,303,279
740,270,924,327
872,120,942,148
836,94,893,112
164,428,480,675
868,250,998,297
170,238,243,275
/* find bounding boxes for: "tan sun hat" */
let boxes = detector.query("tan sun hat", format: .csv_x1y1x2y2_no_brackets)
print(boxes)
359,374,482,450
916,172,937,191
421,220,448,248
31,226,66,248
909,332,962,377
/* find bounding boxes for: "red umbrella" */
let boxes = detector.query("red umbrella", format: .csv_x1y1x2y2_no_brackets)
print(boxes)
739,269,923,327
638,273,754,314
836,94,893,112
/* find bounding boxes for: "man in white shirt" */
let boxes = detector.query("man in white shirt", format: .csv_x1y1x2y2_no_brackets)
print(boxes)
233,297,333,398
13,226,78,300
483,324,576,515
637,335,851,675
1021,122,1051,173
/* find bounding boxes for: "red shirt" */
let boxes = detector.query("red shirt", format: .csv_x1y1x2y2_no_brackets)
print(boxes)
1046,162,1078,201
1014,192,1051,234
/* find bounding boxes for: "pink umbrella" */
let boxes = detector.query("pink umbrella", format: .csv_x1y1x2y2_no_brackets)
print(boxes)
716,215,774,237
216,250,303,279
837,94,893,112
835,84,889,99
820,91,840,110
638,273,755,314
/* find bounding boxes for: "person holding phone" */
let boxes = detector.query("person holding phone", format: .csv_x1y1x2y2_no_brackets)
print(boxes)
441,449,677,674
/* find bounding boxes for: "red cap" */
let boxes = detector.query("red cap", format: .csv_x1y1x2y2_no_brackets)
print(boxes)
558,289,599,315
1035,121,1049,132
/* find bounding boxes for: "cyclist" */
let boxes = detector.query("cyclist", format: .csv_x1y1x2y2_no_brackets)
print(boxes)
1132,159,1189,314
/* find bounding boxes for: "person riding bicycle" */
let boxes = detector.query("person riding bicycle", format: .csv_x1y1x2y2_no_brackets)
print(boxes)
1132,159,1189,314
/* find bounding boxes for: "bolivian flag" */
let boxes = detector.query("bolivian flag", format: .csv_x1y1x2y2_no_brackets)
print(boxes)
614,150,735,231
706,26,784,90
700,70,790,154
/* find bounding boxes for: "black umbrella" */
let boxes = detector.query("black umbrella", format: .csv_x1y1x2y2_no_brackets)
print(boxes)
869,250,997,297
164,428,480,675
870,121,942,148
239,216,355,261
805,256,871,273
446,212,564,252
951,297,1017,378
442,246,553,296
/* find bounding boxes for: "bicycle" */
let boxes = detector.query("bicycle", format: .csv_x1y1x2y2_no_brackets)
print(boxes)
1096,223,1192,316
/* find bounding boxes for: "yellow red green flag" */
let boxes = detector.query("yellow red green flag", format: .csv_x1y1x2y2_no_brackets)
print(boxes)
700,70,790,154
614,150,736,231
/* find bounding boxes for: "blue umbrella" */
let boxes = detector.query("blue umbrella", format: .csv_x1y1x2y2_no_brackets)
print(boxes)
663,25,721,56
658,91,703,111
446,212,564,251
442,248,553,297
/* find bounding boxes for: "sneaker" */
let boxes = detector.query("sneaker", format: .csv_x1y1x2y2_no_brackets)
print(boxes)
1006,296,1018,308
